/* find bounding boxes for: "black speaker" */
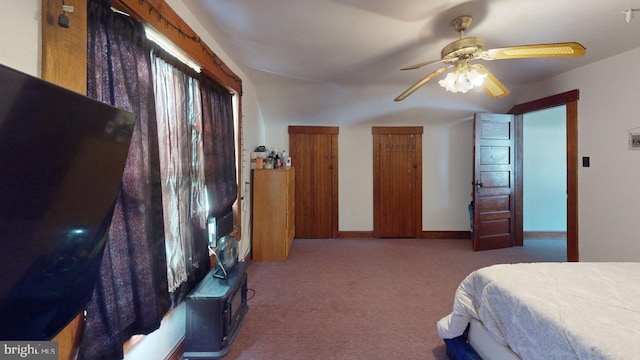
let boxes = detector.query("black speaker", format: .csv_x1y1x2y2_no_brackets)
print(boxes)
184,262,248,359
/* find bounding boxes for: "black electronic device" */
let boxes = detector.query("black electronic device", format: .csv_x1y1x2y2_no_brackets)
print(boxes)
0,64,137,340
184,262,249,359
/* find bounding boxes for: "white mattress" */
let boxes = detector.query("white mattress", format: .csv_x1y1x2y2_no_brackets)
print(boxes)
437,262,640,359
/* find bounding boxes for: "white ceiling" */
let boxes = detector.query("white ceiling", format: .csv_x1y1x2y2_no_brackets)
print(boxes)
182,0,640,125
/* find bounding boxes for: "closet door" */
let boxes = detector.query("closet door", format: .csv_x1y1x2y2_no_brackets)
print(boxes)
372,127,423,238
288,126,338,239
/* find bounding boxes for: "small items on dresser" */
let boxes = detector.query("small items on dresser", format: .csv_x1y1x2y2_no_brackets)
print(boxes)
250,145,291,170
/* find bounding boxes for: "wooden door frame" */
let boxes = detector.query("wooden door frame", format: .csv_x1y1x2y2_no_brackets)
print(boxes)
509,89,579,262
288,126,340,238
372,126,423,238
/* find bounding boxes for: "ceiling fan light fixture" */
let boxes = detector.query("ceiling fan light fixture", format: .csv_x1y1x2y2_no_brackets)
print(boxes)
395,14,585,101
468,66,487,86
438,63,487,94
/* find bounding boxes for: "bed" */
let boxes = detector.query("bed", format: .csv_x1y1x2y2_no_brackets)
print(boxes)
437,262,640,359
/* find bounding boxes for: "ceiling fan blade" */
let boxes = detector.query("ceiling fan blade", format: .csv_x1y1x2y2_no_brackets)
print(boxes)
475,64,510,99
400,58,445,71
394,67,449,102
482,42,586,60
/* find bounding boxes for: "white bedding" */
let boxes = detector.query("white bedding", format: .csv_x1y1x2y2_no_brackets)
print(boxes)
437,262,640,359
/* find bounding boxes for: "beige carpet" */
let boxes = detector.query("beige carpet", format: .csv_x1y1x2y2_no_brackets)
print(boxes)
223,238,557,360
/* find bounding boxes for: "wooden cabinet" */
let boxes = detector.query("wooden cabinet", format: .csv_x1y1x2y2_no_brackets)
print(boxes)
252,167,295,261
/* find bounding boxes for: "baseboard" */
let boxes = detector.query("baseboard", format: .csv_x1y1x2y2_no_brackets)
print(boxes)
165,336,185,360
337,231,374,238
422,231,471,239
524,231,567,239
336,231,470,239
336,231,561,240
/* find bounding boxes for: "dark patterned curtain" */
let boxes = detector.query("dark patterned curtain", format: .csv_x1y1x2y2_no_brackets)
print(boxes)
80,1,170,359
200,76,237,218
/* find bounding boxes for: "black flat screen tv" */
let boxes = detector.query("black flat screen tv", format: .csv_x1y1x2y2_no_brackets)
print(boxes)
0,64,137,340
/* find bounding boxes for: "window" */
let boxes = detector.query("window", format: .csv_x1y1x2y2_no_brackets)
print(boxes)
79,1,243,358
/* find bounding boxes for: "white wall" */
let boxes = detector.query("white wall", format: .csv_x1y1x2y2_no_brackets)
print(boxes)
337,120,473,232
422,118,474,230
523,106,567,232
267,104,475,232
520,47,640,261
0,0,40,76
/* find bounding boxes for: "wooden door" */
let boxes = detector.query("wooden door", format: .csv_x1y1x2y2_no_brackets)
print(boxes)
288,126,338,238
473,113,515,250
373,127,422,238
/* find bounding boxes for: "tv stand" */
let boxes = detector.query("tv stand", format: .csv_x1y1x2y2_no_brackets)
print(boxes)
184,262,248,359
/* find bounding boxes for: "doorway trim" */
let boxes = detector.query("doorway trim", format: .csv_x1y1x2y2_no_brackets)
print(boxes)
509,89,579,261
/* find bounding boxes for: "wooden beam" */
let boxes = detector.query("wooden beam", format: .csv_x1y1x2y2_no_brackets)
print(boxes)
42,0,87,94
41,2,88,358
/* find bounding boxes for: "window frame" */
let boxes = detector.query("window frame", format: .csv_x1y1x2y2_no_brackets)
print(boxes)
112,0,244,240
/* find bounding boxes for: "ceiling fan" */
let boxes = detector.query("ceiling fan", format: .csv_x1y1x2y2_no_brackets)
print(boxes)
394,15,586,101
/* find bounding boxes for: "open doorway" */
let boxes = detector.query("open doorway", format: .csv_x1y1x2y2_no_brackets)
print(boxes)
522,106,567,261
510,89,579,262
